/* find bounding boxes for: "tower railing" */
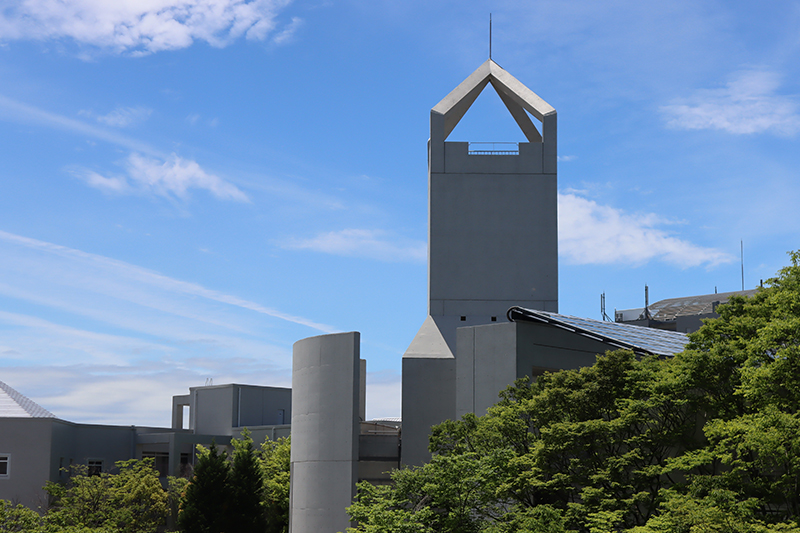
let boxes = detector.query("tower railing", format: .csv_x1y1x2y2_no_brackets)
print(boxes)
468,142,519,155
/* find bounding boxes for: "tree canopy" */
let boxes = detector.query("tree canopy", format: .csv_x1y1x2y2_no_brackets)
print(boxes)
347,251,800,533
1,432,291,533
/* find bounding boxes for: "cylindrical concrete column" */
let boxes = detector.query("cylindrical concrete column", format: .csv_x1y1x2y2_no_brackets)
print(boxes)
289,332,360,533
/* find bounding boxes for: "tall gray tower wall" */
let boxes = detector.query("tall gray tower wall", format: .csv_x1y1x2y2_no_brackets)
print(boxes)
289,332,360,533
402,59,558,467
429,141,558,318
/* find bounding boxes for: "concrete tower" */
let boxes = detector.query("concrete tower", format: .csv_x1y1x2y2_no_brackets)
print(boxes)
402,59,558,466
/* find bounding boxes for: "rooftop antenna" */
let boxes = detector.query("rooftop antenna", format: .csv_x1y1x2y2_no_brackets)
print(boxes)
601,292,613,321
489,13,492,59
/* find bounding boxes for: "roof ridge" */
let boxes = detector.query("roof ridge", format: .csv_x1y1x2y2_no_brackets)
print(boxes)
0,380,56,418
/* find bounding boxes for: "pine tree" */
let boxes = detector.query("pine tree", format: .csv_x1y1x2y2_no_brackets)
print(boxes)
179,442,230,533
229,429,267,533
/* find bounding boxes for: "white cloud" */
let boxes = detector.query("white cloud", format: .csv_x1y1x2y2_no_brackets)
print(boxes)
0,0,296,55
76,152,250,202
94,106,153,127
661,70,800,135
365,370,401,420
558,192,731,267
282,229,426,263
272,15,302,44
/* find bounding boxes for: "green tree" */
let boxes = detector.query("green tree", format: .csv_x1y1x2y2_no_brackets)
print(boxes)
347,251,800,532
656,251,800,526
228,429,266,533
44,459,168,533
260,436,290,533
178,443,230,533
349,349,697,532
0,499,43,532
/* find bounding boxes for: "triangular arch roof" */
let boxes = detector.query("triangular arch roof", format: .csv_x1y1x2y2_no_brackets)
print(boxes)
432,59,556,142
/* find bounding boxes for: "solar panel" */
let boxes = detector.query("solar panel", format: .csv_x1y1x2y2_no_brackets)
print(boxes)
508,307,689,356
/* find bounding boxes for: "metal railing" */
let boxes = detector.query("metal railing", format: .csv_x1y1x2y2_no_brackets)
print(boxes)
468,142,519,155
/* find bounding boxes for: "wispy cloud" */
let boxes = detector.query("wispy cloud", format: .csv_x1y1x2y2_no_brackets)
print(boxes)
1,361,293,426
75,153,250,202
282,229,426,263
272,16,303,44
0,229,335,333
0,0,297,56
0,310,170,366
558,192,732,267
83,106,153,128
0,93,160,155
661,69,800,136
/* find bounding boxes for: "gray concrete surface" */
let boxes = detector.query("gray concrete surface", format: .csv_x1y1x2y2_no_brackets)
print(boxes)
403,58,558,466
289,332,360,533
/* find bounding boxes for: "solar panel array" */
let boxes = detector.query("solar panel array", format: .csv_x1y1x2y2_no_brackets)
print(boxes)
509,307,690,356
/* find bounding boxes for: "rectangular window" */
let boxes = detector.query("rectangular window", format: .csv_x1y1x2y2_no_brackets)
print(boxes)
87,460,103,477
0,455,9,478
142,452,169,477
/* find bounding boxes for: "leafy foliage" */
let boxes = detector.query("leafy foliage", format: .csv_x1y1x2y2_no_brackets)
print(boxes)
260,436,291,533
45,459,168,533
349,252,800,532
0,500,42,532
177,433,291,533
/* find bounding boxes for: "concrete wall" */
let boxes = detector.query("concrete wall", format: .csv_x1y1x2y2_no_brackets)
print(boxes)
401,316,456,466
456,321,618,418
190,385,234,436
0,418,53,510
676,313,716,333
290,332,360,533
237,386,292,427
428,141,558,319
189,384,291,435
401,355,455,466
357,433,400,485
172,394,190,430
0,418,159,510
456,322,518,419
52,422,139,471
237,425,291,445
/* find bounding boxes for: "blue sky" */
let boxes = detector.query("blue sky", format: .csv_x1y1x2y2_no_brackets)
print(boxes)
1,0,798,426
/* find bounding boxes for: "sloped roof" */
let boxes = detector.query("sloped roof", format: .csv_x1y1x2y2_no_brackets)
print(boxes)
432,58,555,142
0,380,56,418
646,289,758,321
508,307,689,357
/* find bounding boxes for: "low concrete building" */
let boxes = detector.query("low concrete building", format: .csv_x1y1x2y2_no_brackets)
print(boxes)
0,380,291,510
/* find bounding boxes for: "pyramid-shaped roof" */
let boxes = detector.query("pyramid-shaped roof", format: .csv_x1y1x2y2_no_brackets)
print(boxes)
0,380,56,418
432,59,556,142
